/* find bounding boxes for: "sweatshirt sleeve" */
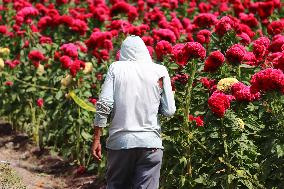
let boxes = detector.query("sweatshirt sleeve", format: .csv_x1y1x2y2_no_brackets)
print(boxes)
94,64,115,127
159,66,176,116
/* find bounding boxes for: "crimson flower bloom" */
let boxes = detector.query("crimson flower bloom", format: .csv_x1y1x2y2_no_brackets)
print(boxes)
155,40,172,61
28,50,46,67
226,44,247,65
250,68,284,94
37,98,44,108
204,51,225,72
208,91,235,118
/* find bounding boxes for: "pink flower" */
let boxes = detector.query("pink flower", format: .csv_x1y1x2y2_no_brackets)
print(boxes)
239,13,258,28
204,51,225,72
0,25,7,34
37,98,44,108
268,35,284,52
215,16,237,36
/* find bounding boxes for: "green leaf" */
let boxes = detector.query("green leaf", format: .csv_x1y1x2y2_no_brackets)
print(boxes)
69,91,96,112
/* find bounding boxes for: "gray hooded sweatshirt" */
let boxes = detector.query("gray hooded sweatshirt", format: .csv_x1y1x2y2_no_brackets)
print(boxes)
94,35,176,150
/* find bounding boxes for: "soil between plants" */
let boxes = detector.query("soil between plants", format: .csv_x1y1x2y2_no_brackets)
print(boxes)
0,122,105,189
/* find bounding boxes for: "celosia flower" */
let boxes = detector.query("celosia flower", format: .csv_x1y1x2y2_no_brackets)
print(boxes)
60,43,78,58
39,36,52,44
217,78,239,93
237,32,251,45
171,43,185,66
215,16,236,36
200,77,215,89
60,55,73,69
71,19,88,35
182,42,206,62
267,20,284,36
196,29,211,45
208,91,234,117
239,13,258,28
0,25,8,34
204,51,225,72
193,13,217,28
4,81,13,86
268,35,284,52
155,40,172,61
250,68,284,94
188,115,204,127
37,98,44,108
0,48,10,56
231,82,260,102
153,29,176,43
226,44,247,65
28,50,46,67
257,1,274,19
110,2,138,22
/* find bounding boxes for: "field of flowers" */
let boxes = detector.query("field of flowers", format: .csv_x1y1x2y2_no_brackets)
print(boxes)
0,0,284,188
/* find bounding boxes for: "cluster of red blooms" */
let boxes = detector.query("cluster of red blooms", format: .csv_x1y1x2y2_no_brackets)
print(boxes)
58,43,86,77
204,51,225,72
155,40,172,61
188,115,204,127
231,82,260,102
28,50,46,68
250,68,284,94
208,91,235,118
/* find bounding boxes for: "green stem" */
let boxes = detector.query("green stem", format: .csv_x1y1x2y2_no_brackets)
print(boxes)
2,72,58,91
183,60,197,177
237,65,241,80
184,60,197,126
220,118,230,189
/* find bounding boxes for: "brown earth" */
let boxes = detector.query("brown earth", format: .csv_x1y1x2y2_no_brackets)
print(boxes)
0,123,105,189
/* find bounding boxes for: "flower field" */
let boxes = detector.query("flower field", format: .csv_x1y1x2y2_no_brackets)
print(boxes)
0,0,284,188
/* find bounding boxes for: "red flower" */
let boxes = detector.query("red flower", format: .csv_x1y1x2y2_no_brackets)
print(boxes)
257,1,274,19
225,44,247,65
60,43,78,58
268,34,284,52
89,98,97,105
153,29,176,43
182,42,206,62
171,43,185,66
204,51,225,72
60,56,73,69
110,2,138,22
188,115,204,127
40,36,52,44
239,13,258,28
4,81,13,86
215,16,237,36
243,52,257,66
196,29,211,45
0,25,7,34
273,53,284,72
193,13,217,28
71,19,88,35
231,82,260,102
200,77,215,89
208,91,235,118
267,20,284,36
253,37,270,60
28,50,46,67
250,68,284,94
155,40,172,61
37,98,44,108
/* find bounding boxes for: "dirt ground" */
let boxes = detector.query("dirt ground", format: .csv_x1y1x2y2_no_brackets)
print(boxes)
0,123,105,189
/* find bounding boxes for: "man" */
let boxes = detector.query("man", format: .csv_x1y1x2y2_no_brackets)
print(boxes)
92,35,176,189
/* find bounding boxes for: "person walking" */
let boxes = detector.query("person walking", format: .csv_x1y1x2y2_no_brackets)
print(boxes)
92,35,176,189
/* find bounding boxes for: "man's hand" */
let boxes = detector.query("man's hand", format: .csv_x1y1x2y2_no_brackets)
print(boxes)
92,139,102,161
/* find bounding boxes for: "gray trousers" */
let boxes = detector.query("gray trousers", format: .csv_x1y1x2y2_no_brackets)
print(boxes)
106,148,163,189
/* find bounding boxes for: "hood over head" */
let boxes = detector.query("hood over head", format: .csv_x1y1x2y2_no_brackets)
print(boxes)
119,35,152,62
